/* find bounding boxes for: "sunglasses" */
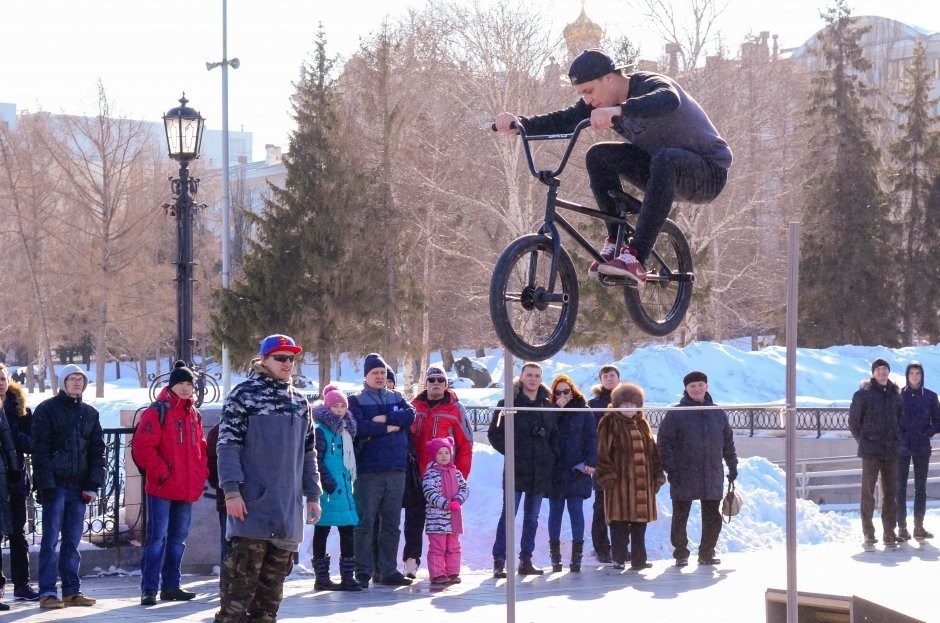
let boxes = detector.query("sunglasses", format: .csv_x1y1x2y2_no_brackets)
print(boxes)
270,354,296,363
427,377,447,384
554,388,571,396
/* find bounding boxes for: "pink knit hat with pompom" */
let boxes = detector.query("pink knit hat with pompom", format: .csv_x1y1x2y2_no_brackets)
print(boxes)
322,384,348,409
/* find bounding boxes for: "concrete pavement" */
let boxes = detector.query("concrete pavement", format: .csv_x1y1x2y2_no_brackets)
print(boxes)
2,540,934,622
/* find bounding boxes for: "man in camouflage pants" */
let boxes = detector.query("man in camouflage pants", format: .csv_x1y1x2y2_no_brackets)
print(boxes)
214,335,322,623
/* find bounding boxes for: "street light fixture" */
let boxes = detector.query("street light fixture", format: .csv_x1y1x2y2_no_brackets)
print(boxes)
158,93,218,406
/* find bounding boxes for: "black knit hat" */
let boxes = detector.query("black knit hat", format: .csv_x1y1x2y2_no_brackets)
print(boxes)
364,352,390,377
386,367,396,384
871,358,890,373
169,360,196,387
683,370,708,386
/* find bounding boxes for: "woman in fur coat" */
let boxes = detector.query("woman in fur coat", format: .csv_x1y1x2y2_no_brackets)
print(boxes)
595,382,665,571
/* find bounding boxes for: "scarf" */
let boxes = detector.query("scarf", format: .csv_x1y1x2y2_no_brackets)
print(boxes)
432,462,462,534
341,428,357,484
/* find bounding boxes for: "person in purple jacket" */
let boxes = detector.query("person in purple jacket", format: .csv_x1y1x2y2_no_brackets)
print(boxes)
896,361,940,540
494,48,732,286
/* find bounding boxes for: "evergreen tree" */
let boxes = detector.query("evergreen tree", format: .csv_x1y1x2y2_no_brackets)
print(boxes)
888,41,940,343
211,27,365,384
797,0,898,347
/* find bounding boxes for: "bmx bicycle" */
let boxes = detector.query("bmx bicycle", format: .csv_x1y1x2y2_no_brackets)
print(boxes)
489,118,694,361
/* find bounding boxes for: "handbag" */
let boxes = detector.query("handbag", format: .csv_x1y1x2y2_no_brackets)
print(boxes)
721,481,743,523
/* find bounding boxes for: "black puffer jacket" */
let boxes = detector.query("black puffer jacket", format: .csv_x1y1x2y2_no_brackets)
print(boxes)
849,378,903,460
658,391,737,501
3,382,33,496
488,383,560,495
31,390,106,492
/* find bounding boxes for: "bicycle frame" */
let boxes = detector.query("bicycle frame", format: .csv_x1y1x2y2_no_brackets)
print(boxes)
512,119,690,286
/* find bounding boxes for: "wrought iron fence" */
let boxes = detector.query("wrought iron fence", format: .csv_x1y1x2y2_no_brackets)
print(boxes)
7,427,137,545
465,406,850,438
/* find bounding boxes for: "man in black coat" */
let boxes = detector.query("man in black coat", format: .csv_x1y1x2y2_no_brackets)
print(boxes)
31,365,106,609
658,371,737,568
587,364,620,563
488,362,560,578
849,358,903,546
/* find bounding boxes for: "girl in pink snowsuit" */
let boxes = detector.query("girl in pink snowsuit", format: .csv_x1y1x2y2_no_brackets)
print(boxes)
422,437,469,584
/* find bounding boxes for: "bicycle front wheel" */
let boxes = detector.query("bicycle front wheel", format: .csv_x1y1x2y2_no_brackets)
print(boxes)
624,218,693,336
489,235,579,361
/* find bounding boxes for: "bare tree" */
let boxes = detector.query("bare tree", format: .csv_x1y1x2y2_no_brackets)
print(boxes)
633,0,728,71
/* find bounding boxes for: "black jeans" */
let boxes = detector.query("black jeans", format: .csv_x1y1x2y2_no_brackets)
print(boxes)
897,454,930,528
670,499,722,560
591,486,625,558
2,493,30,587
585,143,727,262
861,457,897,538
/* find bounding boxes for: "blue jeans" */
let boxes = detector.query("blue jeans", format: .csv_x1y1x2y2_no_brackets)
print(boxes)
38,487,86,598
897,454,931,528
140,495,193,592
492,491,543,561
548,496,586,541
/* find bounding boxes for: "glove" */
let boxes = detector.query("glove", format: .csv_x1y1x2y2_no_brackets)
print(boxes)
6,470,21,485
728,467,738,483
82,490,98,503
448,500,461,511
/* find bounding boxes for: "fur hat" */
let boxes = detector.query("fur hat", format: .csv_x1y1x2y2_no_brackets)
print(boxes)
683,370,708,386
871,358,890,373
322,383,348,409
168,360,196,388
364,352,390,377
426,436,454,460
610,382,645,408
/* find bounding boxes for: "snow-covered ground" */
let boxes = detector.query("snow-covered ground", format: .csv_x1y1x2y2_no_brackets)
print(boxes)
18,341,939,572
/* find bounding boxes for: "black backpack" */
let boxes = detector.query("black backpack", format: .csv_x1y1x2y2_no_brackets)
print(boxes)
130,400,170,476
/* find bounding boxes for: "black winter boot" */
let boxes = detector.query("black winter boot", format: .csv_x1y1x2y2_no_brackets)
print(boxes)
493,559,507,579
313,555,340,590
571,540,584,573
339,557,363,591
549,540,562,572
914,518,934,540
517,557,544,576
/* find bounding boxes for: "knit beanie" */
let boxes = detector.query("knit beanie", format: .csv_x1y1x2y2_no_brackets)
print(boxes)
386,367,396,384
426,436,454,460
364,352,390,376
425,365,446,380
168,360,196,387
322,383,348,409
871,358,890,373
610,382,644,408
59,364,88,393
683,370,708,386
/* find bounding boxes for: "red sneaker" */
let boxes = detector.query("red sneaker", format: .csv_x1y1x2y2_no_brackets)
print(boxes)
588,237,618,277
598,246,647,284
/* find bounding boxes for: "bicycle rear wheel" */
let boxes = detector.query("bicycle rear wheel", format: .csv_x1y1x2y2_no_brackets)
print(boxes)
489,234,579,361
624,219,693,336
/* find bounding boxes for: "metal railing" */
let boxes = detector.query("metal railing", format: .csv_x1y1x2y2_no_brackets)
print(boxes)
465,406,850,437
7,427,137,546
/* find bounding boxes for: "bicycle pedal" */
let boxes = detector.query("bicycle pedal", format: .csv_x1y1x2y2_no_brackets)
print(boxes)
598,274,641,288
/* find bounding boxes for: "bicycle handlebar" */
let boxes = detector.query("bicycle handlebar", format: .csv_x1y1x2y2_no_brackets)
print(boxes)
491,118,593,183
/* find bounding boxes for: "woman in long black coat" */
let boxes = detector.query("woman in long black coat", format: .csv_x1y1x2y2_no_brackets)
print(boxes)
546,374,597,572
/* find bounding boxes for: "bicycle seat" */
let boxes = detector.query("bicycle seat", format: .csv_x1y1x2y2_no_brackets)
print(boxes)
606,190,641,214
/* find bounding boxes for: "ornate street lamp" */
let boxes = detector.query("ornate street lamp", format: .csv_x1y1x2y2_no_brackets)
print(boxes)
155,94,218,406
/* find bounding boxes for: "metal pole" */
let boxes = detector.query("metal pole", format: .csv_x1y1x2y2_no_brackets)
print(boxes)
502,350,515,623
220,0,232,395
785,222,800,623
175,163,195,366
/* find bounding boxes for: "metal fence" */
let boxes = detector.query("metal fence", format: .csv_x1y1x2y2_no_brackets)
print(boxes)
8,427,137,545
465,406,851,438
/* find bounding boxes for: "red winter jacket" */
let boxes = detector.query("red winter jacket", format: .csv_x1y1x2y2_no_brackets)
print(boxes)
411,389,473,478
133,387,208,503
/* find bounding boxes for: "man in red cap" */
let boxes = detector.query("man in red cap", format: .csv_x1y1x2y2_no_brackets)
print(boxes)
494,49,731,286
214,334,321,623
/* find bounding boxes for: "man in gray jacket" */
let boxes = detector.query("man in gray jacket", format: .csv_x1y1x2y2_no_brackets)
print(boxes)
214,335,321,623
